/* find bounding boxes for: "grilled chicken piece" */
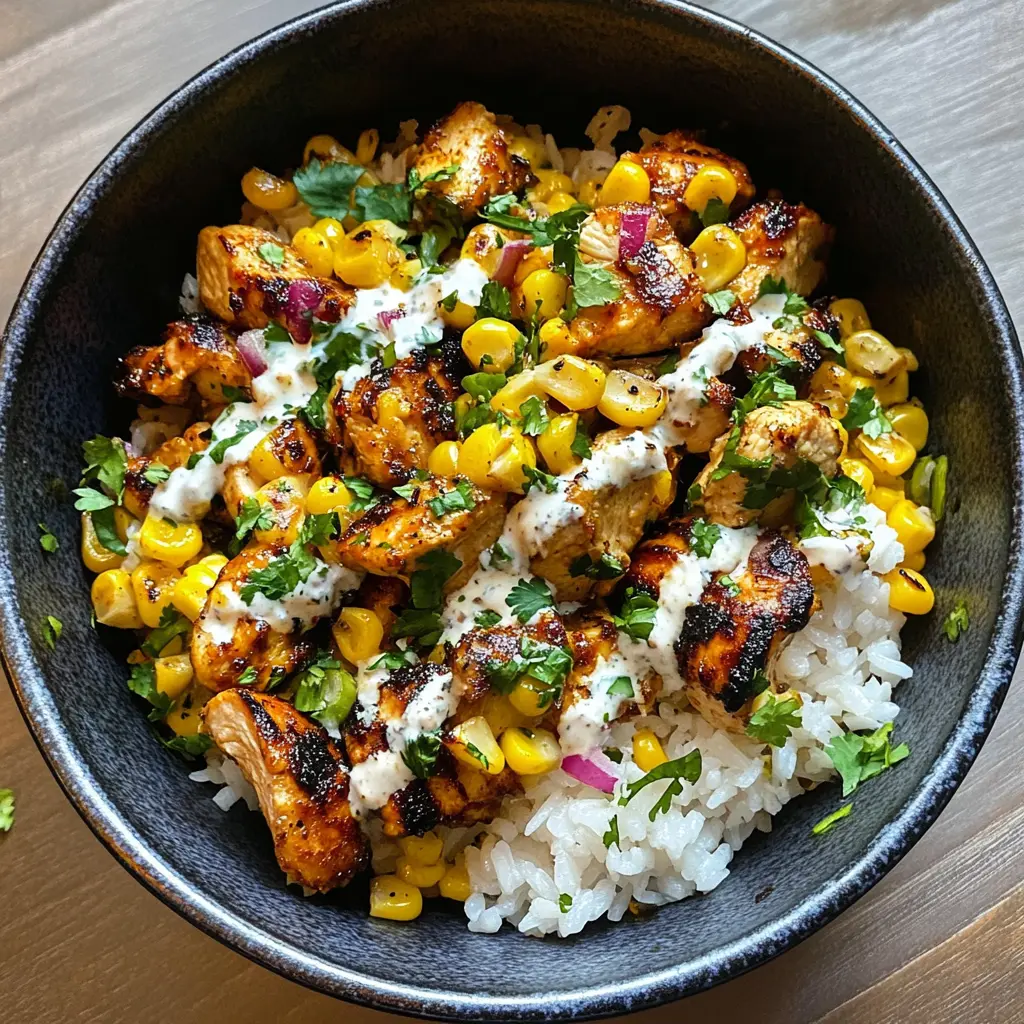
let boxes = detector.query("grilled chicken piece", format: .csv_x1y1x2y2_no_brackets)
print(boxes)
343,662,521,837
511,428,676,602
115,315,251,407
569,204,711,357
123,422,210,518
329,342,467,489
677,532,815,732
191,543,318,691
695,401,843,527
329,477,507,587
351,574,408,637
727,201,834,305
196,225,352,337
736,320,825,382
622,131,755,239
202,690,368,892
411,101,531,219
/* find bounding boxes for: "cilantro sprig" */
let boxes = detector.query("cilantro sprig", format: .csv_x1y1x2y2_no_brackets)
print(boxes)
621,750,703,821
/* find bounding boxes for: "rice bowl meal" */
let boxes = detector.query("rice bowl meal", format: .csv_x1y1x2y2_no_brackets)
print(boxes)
73,101,952,938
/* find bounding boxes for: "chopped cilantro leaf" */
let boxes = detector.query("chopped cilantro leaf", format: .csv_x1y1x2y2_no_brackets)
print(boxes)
402,730,443,779
369,651,417,671
143,462,171,485
42,614,62,650
522,465,558,494
812,803,852,835
506,577,555,623
237,666,258,687
656,351,680,376
841,387,893,438
745,692,802,746
571,254,621,309
426,480,476,518
38,523,58,554
569,552,624,580
352,181,412,225
490,541,512,565
518,396,550,436
570,420,592,459
559,893,573,913
161,734,213,760
757,275,789,297
476,280,512,321
607,676,633,697
704,289,736,316
127,661,173,722
82,435,128,501
700,198,730,226
239,514,339,604
462,372,507,402
343,476,380,512
292,158,367,220
943,600,970,643
141,605,190,657
614,588,659,642
294,651,356,730
474,610,502,629
206,421,258,464
484,636,572,698
813,328,844,356
257,241,285,268
718,574,741,597
602,815,620,849
623,750,702,821
825,722,909,797
440,290,460,312
782,291,810,316
72,486,113,512
234,495,273,541
733,369,797,424
689,518,721,558
0,789,14,832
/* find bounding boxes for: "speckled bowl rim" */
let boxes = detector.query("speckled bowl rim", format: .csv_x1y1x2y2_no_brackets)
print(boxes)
2,0,1022,1019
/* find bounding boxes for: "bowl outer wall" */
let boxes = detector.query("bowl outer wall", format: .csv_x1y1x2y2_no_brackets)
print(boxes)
1,0,1023,1019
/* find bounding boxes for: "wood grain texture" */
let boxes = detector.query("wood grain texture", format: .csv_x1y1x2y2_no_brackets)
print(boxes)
1,2,1022,1022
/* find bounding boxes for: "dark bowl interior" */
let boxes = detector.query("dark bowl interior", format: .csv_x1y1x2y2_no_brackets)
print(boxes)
2,0,1022,1019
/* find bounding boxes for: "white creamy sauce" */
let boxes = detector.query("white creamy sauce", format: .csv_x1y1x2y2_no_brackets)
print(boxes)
387,670,456,749
441,559,523,644
348,750,414,818
558,652,640,755
500,479,583,562
578,430,668,491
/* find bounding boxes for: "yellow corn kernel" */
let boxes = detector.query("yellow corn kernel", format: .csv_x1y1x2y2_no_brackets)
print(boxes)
508,677,554,717
537,355,607,411
248,434,288,484
900,550,926,571
870,486,903,513
537,317,577,361
156,635,184,657
458,423,537,493
253,479,306,547
460,223,512,277
886,403,929,451
633,728,669,773
520,269,568,322
508,135,548,168
453,393,475,426
500,726,562,775
896,346,919,372
333,607,384,664
356,128,379,165
690,225,747,292
137,515,203,568
398,831,444,866
844,330,905,380
458,423,502,487
809,562,834,588
369,875,423,921
438,295,476,330
478,693,530,737
240,168,298,211
396,856,446,888
830,298,871,338
165,686,209,737
490,370,547,416
545,191,578,214
306,476,353,516
91,569,143,629
170,555,226,621
391,256,423,291
874,370,909,407
439,858,472,902
303,134,355,165
887,498,936,556
835,421,850,458
80,513,123,572
155,654,194,701
883,567,935,615
598,369,668,428
652,469,674,506
114,505,137,543
855,432,917,477
290,227,334,277
531,169,575,202
682,165,738,214
130,561,181,629
577,179,600,207
809,361,854,405
448,716,506,775
427,440,461,478
536,412,580,475
333,226,401,288
839,457,875,495
461,318,519,372
599,160,651,206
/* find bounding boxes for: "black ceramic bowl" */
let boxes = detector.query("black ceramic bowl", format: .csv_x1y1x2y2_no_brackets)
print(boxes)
2,0,1022,1018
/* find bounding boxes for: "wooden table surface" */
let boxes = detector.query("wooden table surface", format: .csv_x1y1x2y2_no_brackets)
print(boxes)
2,1,1023,1021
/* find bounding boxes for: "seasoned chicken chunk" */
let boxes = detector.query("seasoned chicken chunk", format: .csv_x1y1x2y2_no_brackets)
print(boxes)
329,342,466,488
202,690,367,891
622,131,755,239
736,321,825,382
570,204,711,357
196,225,352,338
411,101,531,218
123,422,210,519
115,315,251,407
727,200,834,305
695,401,843,527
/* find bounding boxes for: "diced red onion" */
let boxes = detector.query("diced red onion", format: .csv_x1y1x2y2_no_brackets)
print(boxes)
618,206,652,259
284,279,323,343
378,308,406,332
561,749,620,794
235,329,268,377
491,239,533,288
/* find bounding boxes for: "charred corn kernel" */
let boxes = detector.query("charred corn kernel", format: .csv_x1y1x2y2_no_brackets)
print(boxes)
531,168,575,201
137,515,203,568
165,687,208,737
509,135,548,168
870,486,903,513
461,318,519,372
448,716,505,774
333,607,384,664
508,677,554,717
438,294,475,329
479,693,531,736
536,412,580,475
578,179,601,207
488,428,537,493
883,567,934,615
690,225,747,292
844,330,905,380
248,433,288,483
887,498,935,555
873,470,906,494
521,269,568,321
683,164,738,213
303,134,355,165
398,831,443,865
874,370,909,406
598,369,668,427
240,168,298,211
252,480,306,547
652,469,674,506
835,421,850,458
290,227,334,277
157,635,184,657
460,223,512,277
131,561,180,628
81,513,123,572
439,858,472,901
887,402,929,451
378,388,412,424
810,360,854,404
171,554,227,621
900,550,926,571
396,856,445,888
538,317,577,361
155,654,194,700
356,127,379,165
855,431,917,477
599,160,650,206
500,726,562,775
545,191,577,214
391,256,422,291
91,569,143,629
369,875,422,921
840,457,875,494
427,440,461,477
490,370,547,416
896,346,919,372
632,728,669,773
306,476,353,515
830,298,871,338
333,227,401,288
537,355,607,411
